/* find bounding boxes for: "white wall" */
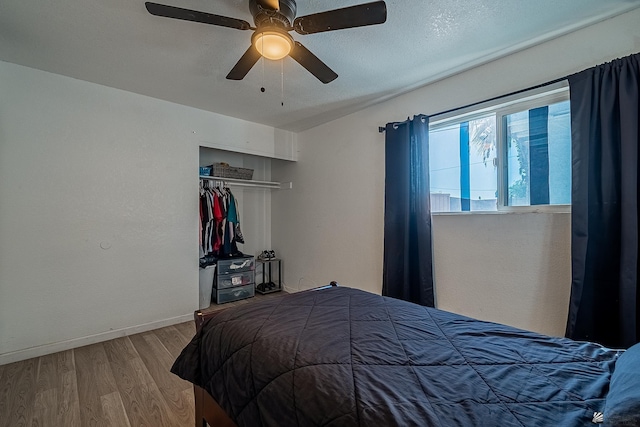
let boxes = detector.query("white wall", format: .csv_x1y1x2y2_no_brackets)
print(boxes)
0,62,293,364
272,8,640,337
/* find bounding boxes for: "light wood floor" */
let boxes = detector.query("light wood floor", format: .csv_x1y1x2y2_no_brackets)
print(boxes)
0,291,283,427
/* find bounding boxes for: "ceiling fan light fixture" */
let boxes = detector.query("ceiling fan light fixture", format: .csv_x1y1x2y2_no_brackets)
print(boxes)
253,30,293,60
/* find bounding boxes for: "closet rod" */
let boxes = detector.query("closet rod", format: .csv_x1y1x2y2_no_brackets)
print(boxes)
200,175,281,189
378,75,569,133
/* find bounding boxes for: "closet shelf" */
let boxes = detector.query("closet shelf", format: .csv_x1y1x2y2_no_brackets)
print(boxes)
200,175,281,189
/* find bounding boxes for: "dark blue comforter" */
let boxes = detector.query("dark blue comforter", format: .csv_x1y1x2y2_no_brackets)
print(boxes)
171,286,621,426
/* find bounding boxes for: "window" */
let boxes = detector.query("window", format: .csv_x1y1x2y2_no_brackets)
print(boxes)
501,100,571,207
430,115,497,212
428,87,571,213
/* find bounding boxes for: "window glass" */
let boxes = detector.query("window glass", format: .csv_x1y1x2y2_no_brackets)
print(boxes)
505,110,530,206
430,123,461,212
548,101,571,204
468,117,497,211
504,100,571,207
429,115,497,212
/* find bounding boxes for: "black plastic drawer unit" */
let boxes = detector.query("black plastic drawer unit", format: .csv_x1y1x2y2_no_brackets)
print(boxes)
213,255,255,304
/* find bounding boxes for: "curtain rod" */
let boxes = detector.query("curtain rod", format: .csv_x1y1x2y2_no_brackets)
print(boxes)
378,75,569,133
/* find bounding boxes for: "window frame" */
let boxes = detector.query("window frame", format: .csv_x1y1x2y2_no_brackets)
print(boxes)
495,89,571,213
428,82,571,215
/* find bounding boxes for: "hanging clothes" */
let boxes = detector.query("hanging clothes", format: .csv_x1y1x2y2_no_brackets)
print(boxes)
199,181,244,258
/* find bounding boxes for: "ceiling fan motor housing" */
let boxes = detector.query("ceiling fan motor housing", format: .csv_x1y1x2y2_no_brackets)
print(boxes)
249,0,297,28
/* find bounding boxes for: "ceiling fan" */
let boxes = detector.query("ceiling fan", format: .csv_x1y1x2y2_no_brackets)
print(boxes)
144,0,387,84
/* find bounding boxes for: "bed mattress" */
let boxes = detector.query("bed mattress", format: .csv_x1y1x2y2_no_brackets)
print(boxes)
171,286,620,426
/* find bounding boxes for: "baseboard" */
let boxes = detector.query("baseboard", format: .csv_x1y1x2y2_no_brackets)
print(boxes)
0,313,194,366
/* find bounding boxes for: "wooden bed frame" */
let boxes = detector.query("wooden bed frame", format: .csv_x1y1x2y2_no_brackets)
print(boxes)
192,282,338,427
193,310,238,427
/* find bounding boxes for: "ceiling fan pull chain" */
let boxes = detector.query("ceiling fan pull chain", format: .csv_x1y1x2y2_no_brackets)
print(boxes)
260,47,266,93
281,59,285,106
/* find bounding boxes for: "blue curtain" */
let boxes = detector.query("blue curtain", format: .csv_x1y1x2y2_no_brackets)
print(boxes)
382,115,434,307
566,52,640,348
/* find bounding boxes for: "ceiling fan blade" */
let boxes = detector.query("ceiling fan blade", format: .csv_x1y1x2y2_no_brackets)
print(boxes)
289,42,338,84
226,46,262,80
293,1,386,35
256,0,280,11
145,2,251,30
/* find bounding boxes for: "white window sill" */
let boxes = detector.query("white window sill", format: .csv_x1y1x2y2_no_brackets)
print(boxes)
431,205,571,216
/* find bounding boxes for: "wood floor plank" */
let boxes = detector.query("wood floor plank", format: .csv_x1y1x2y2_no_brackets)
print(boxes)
130,332,194,425
122,382,177,427
57,349,75,374
77,343,119,397
31,387,57,427
107,338,181,427
36,353,59,393
100,391,131,427
102,336,139,362
30,351,81,427
1,358,36,427
106,339,154,395
58,370,81,426
153,325,192,360
173,321,196,341
75,342,119,427
181,387,196,427
0,361,20,427
32,353,59,427
129,333,185,390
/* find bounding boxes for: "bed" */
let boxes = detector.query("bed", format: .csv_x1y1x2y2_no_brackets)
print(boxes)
171,284,640,427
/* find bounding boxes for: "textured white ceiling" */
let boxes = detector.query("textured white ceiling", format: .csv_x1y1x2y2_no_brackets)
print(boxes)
1,0,639,131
